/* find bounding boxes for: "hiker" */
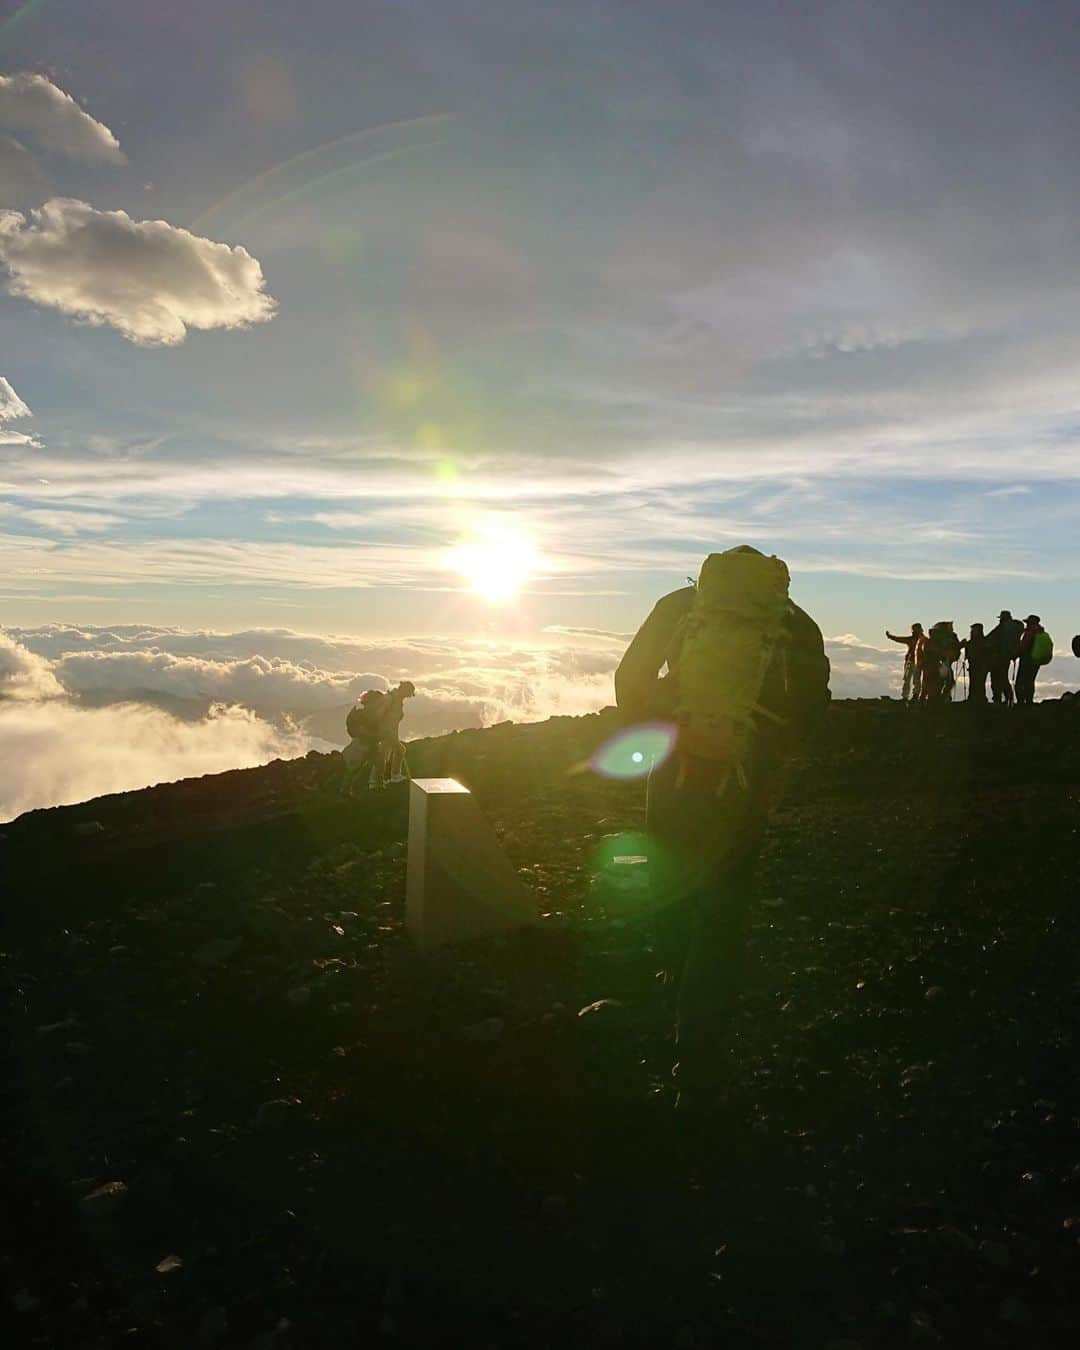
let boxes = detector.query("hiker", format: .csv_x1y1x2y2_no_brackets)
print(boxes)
1015,616,1051,706
374,680,416,783
916,621,961,703
614,546,830,1108
342,687,388,794
342,681,416,791
885,624,924,701
986,610,1024,705
960,622,990,703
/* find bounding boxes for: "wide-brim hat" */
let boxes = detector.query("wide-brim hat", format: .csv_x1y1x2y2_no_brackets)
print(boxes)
998,610,1012,618
1025,614,1041,624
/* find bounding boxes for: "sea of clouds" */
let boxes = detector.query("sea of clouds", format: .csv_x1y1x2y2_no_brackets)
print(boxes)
3,623,1076,823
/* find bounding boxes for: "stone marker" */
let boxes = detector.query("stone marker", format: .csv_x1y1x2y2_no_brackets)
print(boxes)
407,778,536,947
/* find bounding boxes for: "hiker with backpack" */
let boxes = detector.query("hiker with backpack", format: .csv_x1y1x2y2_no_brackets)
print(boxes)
341,681,416,793
614,546,830,1109
915,621,961,703
885,623,924,702
960,622,991,704
1015,616,1052,705
986,610,1024,705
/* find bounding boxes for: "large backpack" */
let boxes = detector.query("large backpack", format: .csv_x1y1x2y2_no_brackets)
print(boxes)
1031,630,1053,666
346,689,384,740
674,550,791,782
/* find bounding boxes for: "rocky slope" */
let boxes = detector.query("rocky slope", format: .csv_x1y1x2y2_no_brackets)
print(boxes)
3,700,1080,1348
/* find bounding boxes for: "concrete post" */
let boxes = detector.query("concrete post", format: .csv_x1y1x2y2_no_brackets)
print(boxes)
406,778,536,948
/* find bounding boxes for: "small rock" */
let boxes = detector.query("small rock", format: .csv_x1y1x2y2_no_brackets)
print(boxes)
36,1015,78,1037
74,820,105,836
760,898,786,910
462,1017,504,1042
79,1180,128,1218
155,1253,183,1274
577,998,624,1018
193,937,243,968
999,1297,1031,1325
978,1240,1010,1268
255,1098,302,1132
286,986,312,1007
13,1289,40,1313
907,1310,939,1341
924,986,946,1002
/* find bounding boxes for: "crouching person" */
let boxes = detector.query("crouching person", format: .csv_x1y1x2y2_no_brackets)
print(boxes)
342,689,387,794
615,546,830,1110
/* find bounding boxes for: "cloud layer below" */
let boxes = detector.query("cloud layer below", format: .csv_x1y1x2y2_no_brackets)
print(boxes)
3,620,1077,820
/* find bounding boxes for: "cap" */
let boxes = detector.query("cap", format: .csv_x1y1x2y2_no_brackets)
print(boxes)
1025,614,1041,625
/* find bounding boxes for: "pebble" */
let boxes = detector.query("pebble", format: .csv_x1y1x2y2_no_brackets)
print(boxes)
286,986,312,1006
155,1253,183,1274
577,998,624,1018
924,986,946,1002
79,1180,128,1218
74,820,105,836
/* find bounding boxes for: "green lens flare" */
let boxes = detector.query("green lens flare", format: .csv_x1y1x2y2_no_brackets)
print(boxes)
589,722,676,780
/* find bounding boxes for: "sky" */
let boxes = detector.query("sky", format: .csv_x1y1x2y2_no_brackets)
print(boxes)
2,0,1080,815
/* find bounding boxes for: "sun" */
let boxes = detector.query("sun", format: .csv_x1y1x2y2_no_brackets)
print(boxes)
449,523,539,603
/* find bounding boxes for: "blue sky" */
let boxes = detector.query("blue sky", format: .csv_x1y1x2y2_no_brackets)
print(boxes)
2,0,1080,652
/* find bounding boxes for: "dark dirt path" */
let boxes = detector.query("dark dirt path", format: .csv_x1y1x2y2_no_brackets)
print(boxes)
3,702,1080,1347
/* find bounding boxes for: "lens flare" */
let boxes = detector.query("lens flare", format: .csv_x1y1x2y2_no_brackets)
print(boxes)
590,722,677,780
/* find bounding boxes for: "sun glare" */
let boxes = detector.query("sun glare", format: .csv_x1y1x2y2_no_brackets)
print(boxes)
449,524,538,602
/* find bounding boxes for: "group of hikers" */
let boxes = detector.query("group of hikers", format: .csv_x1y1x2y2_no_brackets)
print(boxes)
885,611,1054,706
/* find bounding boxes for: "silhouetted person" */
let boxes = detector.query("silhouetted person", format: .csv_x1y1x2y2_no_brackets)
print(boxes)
916,621,960,703
986,610,1023,705
1072,635,1080,660
1015,616,1046,706
960,622,990,703
615,546,830,1108
885,623,923,701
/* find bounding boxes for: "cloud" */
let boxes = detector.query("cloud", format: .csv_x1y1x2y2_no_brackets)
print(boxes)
0,73,124,165
0,504,123,534
0,699,311,822
0,630,64,699
0,199,276,345
0,374,35,445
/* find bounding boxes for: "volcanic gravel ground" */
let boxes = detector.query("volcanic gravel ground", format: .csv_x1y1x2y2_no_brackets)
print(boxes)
3,702,1080,1347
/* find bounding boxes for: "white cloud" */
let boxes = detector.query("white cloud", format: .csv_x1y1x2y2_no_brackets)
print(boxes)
0,374,35,445
0,73,124,165
0,630,64,699
0,199,276,345
0,698,311,822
